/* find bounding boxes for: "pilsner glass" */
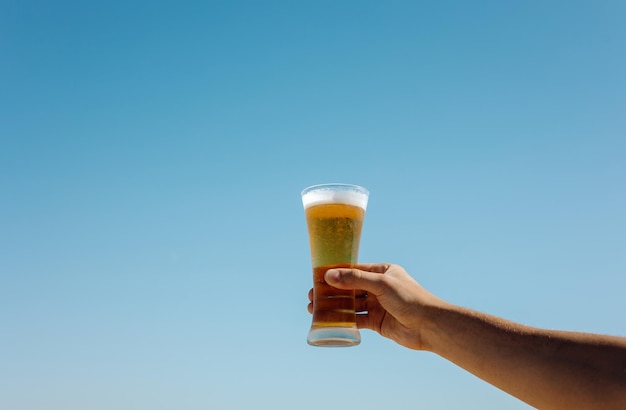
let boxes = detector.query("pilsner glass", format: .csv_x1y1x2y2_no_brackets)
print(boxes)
301,183,369,347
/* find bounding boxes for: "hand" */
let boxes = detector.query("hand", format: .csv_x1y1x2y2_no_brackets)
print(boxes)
308,264,626,409
307,263,445,350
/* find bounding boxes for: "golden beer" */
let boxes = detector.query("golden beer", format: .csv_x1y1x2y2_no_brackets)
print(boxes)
302,184,369,347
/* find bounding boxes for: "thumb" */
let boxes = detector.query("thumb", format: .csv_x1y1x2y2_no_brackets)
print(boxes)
325,267,386,295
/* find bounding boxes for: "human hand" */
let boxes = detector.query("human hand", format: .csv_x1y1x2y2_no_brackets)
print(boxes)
311,264,626,409
308,263,445,350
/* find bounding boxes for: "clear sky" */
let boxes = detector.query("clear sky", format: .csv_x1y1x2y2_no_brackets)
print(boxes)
1,1,625,409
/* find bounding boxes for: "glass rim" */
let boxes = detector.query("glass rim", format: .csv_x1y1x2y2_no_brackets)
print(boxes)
300,183,369,198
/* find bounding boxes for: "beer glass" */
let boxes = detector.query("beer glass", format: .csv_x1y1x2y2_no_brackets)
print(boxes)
301,183,369,347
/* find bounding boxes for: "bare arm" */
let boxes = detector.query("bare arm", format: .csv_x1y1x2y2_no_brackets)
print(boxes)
317,264,626,410
423,303,626,409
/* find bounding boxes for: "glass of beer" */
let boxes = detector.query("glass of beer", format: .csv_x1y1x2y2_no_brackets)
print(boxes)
301,183,369,347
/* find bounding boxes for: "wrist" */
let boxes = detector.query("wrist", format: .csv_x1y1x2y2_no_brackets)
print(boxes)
417,298,457,353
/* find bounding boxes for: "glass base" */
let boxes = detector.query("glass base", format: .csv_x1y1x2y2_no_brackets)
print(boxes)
307,326,361,347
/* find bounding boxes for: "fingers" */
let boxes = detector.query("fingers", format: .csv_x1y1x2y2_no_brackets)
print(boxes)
324,265,390,296
308,264,390,316
307,287,379,314
307,288,313,313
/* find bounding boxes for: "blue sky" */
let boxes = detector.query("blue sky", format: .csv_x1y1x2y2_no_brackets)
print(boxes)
1,1,625,409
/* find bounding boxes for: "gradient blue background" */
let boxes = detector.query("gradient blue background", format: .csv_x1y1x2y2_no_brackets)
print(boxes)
2,1,625,409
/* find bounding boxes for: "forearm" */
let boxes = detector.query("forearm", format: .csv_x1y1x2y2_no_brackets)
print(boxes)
421,304,626,409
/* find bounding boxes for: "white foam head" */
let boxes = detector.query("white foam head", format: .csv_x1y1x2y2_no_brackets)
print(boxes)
301,183,369,210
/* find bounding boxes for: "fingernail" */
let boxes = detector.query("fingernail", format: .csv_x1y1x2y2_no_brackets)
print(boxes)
325,269,340,284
